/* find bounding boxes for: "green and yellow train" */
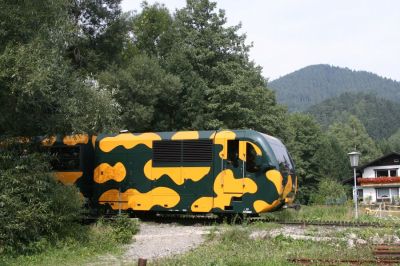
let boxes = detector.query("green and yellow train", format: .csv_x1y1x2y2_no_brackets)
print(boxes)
41,130,297,215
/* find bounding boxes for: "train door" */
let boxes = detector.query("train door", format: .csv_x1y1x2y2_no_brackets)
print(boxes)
221,139,246,194
212,131,246,195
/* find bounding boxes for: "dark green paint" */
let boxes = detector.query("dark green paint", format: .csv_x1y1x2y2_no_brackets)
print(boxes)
41,130,296,214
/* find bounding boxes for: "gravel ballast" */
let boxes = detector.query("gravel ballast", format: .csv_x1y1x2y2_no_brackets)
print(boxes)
124,222,212,261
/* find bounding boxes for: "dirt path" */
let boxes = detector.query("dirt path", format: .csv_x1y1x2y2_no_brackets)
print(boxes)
86,222,213,265
123,222,212,261
88,222,400,265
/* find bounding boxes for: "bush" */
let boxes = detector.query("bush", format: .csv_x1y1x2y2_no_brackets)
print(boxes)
309,178,347,205
96,215,139,244
0,148,83,255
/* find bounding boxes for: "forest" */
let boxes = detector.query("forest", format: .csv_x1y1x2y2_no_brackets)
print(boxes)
270,64,400,156
307,92,400,140
0,0,395,256
270,64,400,112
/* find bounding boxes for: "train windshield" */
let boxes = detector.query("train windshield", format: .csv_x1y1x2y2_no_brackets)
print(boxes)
262,134,295,174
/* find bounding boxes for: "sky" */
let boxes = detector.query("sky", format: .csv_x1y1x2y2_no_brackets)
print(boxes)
121,0,400,81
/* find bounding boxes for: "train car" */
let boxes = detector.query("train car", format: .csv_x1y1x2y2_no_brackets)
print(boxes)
39,134,95,201
91,129,297,215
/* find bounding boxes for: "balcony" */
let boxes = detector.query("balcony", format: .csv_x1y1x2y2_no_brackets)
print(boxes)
357,177,400,185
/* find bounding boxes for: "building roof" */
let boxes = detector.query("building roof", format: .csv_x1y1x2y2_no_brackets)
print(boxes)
358,152,400,170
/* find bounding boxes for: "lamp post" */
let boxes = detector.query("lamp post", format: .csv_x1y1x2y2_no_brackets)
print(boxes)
348,151,361,219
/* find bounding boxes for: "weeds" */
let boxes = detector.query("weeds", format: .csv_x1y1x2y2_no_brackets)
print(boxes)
97,215,139,244
0,215,139,266
157,225,373,266
260,204,400,225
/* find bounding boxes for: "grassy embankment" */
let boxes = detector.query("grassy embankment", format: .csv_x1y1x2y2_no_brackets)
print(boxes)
3,205,400,265
263,204,400,224
157,205,400,266
156,222,400,265
0,216,139,266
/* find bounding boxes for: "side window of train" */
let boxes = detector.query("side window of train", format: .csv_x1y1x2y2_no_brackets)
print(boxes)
227,140,239,168
246,143,259,173
49,146,81,171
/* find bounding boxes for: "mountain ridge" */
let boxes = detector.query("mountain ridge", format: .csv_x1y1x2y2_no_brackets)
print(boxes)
269,64,400,112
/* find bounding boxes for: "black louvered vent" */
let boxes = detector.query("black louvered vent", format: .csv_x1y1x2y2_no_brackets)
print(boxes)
153,140,181,163
182,140,213,162
153,139,213,165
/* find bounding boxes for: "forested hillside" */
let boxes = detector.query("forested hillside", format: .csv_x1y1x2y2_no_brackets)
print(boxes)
307,92,400,140
269,64,400,112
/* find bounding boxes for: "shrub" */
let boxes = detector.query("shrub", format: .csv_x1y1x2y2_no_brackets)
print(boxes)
113,215,139,243
97,215,139,244
309,178,347,205
0,148,83,255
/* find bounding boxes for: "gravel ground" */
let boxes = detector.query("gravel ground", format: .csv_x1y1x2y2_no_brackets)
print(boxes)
87,222,213,266
249,225,400,247
87,222,400,265
250,225,346,242
124,222,212,261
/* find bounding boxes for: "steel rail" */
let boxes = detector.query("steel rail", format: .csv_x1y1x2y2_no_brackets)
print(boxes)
81,213,396,228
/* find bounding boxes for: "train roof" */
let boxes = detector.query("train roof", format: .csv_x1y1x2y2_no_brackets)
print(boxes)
95,129,272,141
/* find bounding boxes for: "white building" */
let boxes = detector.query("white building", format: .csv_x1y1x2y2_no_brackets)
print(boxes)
358,152,400,204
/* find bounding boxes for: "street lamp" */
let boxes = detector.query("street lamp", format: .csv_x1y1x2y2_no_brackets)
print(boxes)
348,151,361,219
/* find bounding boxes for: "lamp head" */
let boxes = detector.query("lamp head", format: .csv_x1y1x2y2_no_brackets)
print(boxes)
348,151,361,167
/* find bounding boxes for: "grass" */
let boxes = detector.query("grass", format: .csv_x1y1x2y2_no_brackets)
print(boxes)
154,224,375,266
155,205,400,266
0,216,139,266
262,204,354,221
261,204,400,225
3,205,400,265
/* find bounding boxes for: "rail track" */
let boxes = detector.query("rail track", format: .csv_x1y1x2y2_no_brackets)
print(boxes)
152,213,396,228
248,217,391,227
83,212,396,228
289,244,400,265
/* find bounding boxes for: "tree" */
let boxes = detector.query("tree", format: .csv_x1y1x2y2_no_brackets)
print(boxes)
119,0,288,134
385,129,400,153
328,115,382,164
310,179,347,205
170,0,285,132
0,39,118,136
0,0,70,51
66,0,133,72
285,113,323,203
307,92,400,140
170,0,254,129
314,134,350,182
131,2,177,59
99,54,182,132
0,0,124,255
204,67,287,136
0,147,82,254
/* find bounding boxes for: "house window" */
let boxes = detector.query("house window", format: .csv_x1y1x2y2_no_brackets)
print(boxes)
376,187,399,202
392,188,400,198
375,169,397,177
377,188,390,198
357,189,363,202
